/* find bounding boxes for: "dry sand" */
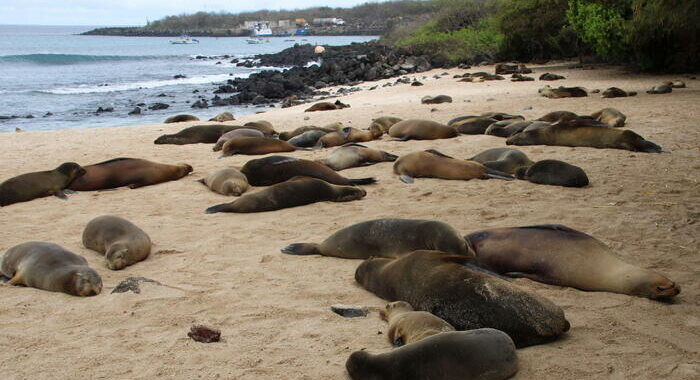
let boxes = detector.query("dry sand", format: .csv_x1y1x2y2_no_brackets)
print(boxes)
0,63,698,379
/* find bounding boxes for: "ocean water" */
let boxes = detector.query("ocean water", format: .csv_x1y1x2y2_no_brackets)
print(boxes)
0,25,377,132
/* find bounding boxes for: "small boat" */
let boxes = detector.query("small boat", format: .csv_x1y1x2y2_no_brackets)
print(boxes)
246,37,270,44
170,35,200,44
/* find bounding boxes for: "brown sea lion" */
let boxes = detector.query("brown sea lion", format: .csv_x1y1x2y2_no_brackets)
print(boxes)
539,85,587,98
278,123,343,141
647,83,672,94
381,301,455,346
164,114,200,123
82,215,151,270
468,148,534,175
421,95,452,104
68,158,193,191
154,124,237,144
393,150,514,184
205,177,366,213
511,73,535,81
304,100,350,112
197,168,249,196
485,120,533,137
208,111,235,122
355,250,571,347
212,128,265,151
220,137,297,157
320,144,397,171
388,119,457,141
465,224,681,300
539,72,565,80
506,122,662,152
515,159,589,187
288,130,328,147
243,120,277,136
281,218,471,258
370,116,403,133
479,112,524,121
450,117,498,134
537,110,581,122
591,107,626,128
0,242,102,296
0,162,85,206
601,87,637,98
241,156,376,186
670,80,685,88
346,329,518,380
496,62,531,75
316,127,382,148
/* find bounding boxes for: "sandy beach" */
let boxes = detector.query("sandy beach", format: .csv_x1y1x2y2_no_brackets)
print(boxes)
1,63,698,379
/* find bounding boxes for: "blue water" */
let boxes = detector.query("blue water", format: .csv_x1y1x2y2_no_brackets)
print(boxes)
0,25,377,132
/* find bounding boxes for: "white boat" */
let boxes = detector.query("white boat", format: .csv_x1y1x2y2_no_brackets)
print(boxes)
251,22,273,37
246,37,270,44
170,35,200,44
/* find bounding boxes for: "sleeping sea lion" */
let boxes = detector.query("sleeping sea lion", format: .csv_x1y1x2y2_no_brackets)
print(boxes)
205,177,366,213
197,168,249,196
316,127,382,148
479,112,524,121
154,124,237,144
381,301,455,346
164,114,200,123
355,250,570,347
208,111,235,122
304,100,350,112
388,119,457,141
0,242,102,296
485,120,534,137
288,130,328,147
212,128,265,151
220,137,297,157
243,120,277,136
516,159,589,187
450,117,498,134
468,148,534,175
346,329,518,380
319,144,397,171
370,116,403,133
537,111,582,122
393,150,514,184
281,218,471,258
465,224,680,300
278,123,343,141
82,215,151,270
601,87,637,98
241,156,376,186
591,107,626,128
0,162,85,206
421,95,452,104
539,85,587,98
68,158,193,191
647,83,672,94
539,73,565,80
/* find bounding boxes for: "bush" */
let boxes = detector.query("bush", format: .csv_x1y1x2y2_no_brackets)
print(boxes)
566,0,629,61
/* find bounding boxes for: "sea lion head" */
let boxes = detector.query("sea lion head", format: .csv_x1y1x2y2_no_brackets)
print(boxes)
346,350,379,380
619,130,662,153
56,162,87,179
633,273,681,300
335,186,367,202
105,244,130,270
506,130,539,146
380,301,414,321
68,268,103,296
368,123,383,138
355,257,389,291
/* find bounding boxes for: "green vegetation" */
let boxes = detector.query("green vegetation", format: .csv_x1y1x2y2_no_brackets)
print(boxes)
566,0,629,61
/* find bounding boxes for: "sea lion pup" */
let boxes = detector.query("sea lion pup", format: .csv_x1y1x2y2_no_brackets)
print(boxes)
241,156,376,186
278,122,343,141
381,301,455,346
205,177,366,213
346,329,518,380
304,100,350,112
539,85,588,98
647,83,672,94
281,218,471,258
601,87,637,98
243,120,277,136
1,242,102,296
590,107,626,128
320,144,398,171
539,72,565,80
197,168,249,196
164,114,200,123
468,148,535,175
208,111,235,122
355,251,570,347
316,126,383,148
0,162,85,206
388,119,458,141
450,116,498,134
516,159,589,187
154,124,237,144
220,136,297,157
212,128,265,151
288,130,328,147
421,95,452,104
465,224,681,300
506,121,662,152
370,116,403,133
68,158,193,191
485,120,534,137
82,215,151,270
393,150,514,184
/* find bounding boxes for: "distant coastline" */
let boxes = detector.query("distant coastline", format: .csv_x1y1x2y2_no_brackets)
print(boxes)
80,27,385,38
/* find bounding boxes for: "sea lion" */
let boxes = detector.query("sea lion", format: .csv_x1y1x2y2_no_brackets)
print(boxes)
241,156,376,186
205,177,366,213
647,83,672,94
388,119,457,141
316,127,382,148
537,110,581,122
0,162,85,206
242,120,277,136
393,150,514,184
590,107,626,128
479,112,524,121
465,224,681,300
516,159,589,187
164,114,200,123
539,85,587,98
0,242,102,296
370,116,403,133
539,72,565,80
154,124,237,145
288,130,328,147
304,100,350,112
278,123,343,141
220,137,297,157
320,144,397,171
381,301,455,346
197,168,249,196
601,87,637,98
346,329,518,380
421,95,452,104
506,122,662,152
468,148,534,175
670,80,685,88
511,73,535,81
450,117,498,134
281,218,472,258
82,215,151,270
208,111,235,122
68,158,193,191
355,250,570,347
496,62,531,75
212,128,265,151
485,120,534,137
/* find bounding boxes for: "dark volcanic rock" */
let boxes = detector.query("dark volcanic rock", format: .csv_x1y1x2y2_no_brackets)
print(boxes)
191,99,209,108
188,325,221,343
128,107,142,115
331,304,369,318
149,103,170,111
96,106,114,114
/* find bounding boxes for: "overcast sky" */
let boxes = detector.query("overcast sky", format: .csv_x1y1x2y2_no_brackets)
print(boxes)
0,0,396,26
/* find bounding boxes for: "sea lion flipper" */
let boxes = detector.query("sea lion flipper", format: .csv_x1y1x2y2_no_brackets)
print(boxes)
63,189,77,195
424,149,453,159
6,272,24,286
399,175,415,184
281,243,321,256
196,178,206,184
350,178,377,185
341,143,368,148
54,190,69,200
205,203,230,214
484,168,515,181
